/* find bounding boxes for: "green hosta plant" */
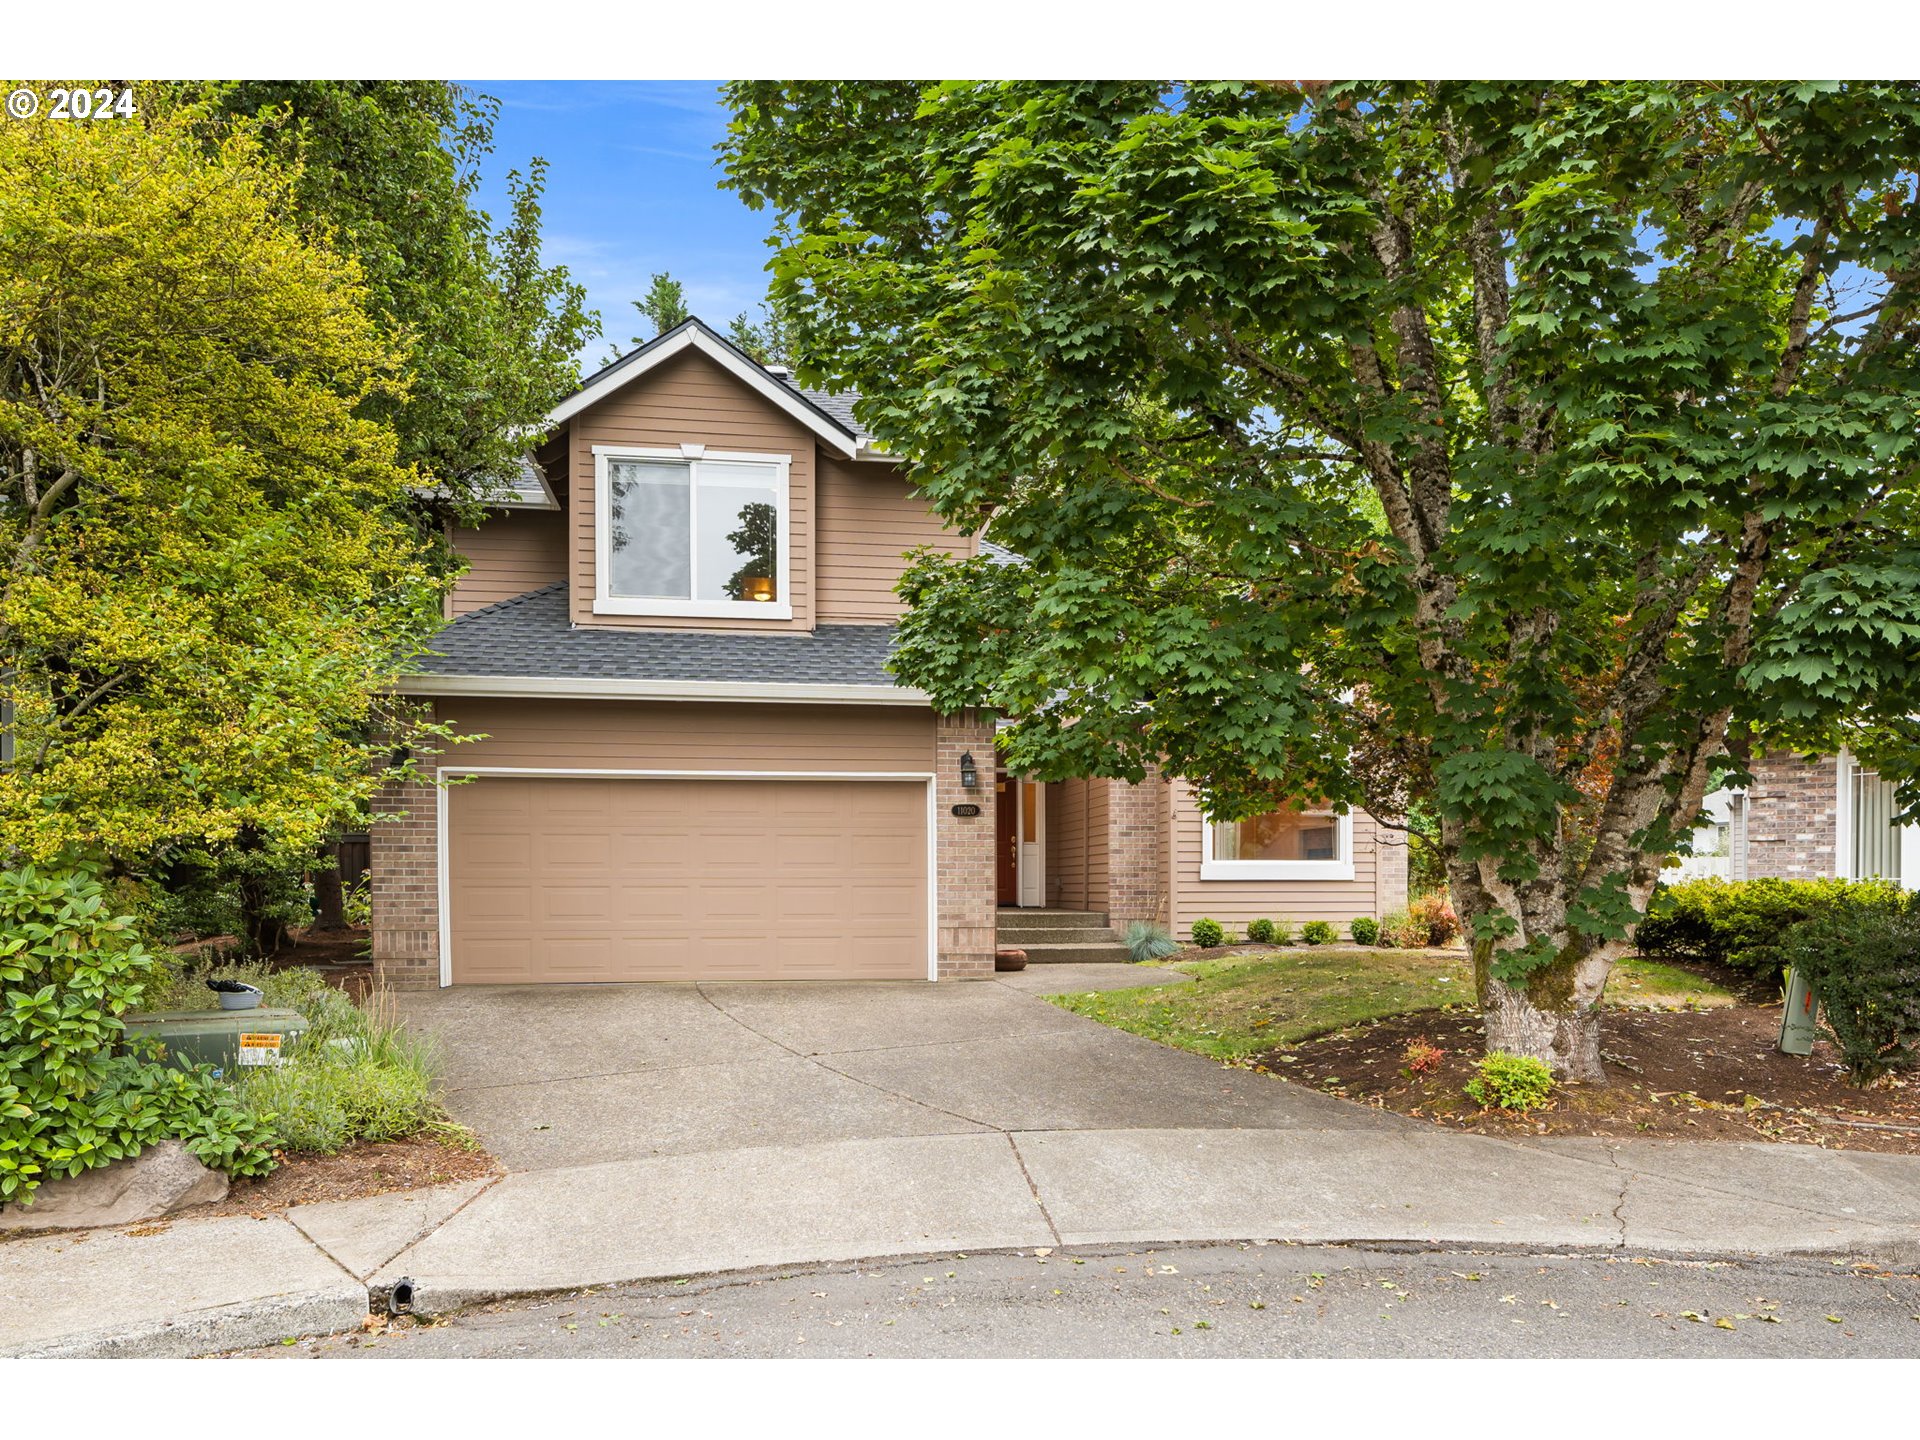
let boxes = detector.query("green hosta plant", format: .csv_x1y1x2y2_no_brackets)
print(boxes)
1464,1053,1556,1113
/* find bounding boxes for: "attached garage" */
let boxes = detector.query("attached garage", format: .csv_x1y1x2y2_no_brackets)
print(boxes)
446,774,931,983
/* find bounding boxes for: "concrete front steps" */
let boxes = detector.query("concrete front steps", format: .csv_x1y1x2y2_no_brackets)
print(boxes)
997,908,1134,964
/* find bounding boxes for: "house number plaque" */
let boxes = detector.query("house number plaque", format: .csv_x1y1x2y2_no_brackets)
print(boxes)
950,803,982,817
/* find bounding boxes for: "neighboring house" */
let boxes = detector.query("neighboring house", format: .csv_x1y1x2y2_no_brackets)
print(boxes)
1675,753,1919,889
368,318,1408,988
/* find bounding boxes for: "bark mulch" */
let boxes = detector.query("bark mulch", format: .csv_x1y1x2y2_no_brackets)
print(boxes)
194,1136,500,1219
1260,1003,1920,1155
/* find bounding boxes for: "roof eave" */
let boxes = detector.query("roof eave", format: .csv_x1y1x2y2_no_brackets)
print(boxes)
396,672,929,707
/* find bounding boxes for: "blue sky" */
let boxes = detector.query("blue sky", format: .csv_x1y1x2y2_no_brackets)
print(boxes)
465,80,776,367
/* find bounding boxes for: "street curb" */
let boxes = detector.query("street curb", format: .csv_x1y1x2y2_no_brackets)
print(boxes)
378,1227,1920,1322
2,1283,368,1359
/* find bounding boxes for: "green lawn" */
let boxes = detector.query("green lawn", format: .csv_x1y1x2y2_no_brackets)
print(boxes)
1045,946,1735,1063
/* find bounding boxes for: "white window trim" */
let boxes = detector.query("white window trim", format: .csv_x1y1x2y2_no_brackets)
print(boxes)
1200,808,1355,882
592,445,793,619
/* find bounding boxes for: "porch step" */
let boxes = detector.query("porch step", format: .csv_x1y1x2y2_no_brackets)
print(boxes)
1010,941,1138,965
997,925,1119,947
996,909,1109,930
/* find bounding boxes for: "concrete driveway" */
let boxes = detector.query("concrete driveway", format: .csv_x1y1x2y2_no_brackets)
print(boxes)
398,964,1405,1174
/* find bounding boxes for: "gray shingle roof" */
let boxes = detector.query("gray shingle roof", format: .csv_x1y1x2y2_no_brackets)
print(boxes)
411,584,906,687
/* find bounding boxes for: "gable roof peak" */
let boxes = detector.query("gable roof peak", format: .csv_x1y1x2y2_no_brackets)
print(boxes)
548,315,867,456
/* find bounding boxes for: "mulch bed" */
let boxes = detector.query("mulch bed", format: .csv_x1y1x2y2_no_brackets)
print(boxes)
193,1136,500,1219
266,927,376,1000
1261,1003,1920,1155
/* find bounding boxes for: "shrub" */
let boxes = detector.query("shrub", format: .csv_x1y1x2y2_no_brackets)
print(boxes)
1300,920,1336,945
1780,904,1920,1085
1123,920,1179,963
1403,1037,1445,1075
1464,1053,1556,1112
1636,877,1908,976
1410,892,1460,946
1349,916,1381,946
1380,907,1426,948
236,995,445,1153
1246,918,1276,944
0,863,278,1205
1190,917,1225,948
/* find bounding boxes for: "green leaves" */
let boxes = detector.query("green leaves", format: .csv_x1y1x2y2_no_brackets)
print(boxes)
724,81,1920,1045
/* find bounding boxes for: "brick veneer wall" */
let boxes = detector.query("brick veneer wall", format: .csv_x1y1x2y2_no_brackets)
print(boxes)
936,708,999,979
1373,818,1410,919
370,768,441,989
1106,768,1168,925
1743,751,1840,880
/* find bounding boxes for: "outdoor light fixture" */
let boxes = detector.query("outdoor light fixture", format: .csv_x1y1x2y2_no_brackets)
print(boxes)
740,575,777,602
959,751,980,790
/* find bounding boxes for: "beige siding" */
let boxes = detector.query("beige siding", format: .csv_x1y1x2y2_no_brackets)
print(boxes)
437,697,935,775
567,347,818,632
1167,781,1392,938
1044,777,1109,911
449,509,568,617
816,453,973,623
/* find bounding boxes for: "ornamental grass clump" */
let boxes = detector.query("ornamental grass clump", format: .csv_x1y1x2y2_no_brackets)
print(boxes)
1464,1053,1556,1113
1123,920,1179,963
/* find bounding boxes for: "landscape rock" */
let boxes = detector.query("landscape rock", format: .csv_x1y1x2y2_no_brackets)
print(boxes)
0,1142,227,1233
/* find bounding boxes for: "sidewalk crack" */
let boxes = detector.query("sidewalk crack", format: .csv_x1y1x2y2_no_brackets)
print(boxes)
1006,1134,1063,1248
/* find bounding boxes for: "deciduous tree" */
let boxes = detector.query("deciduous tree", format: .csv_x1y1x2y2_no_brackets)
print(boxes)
0,97,450,864
724,81,1920,1077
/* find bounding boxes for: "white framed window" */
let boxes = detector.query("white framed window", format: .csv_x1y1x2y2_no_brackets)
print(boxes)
1201,803,1354,881
592,445,792,619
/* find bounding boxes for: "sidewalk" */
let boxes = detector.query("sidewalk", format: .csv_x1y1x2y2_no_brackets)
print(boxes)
7,1126,1919,1357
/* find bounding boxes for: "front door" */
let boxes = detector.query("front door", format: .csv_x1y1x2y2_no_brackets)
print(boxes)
996,773,1019,904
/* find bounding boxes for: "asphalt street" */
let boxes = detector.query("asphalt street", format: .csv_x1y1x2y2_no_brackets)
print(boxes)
245,1242,1920,1359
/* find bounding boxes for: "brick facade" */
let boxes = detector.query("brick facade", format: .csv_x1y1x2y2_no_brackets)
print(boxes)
934,708,999,979
1104,768,1167,925
1373,819,1410,918
1743,751,1840,881
370,768,442,989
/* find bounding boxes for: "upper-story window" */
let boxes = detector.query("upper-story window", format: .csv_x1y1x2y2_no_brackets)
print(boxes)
592,445,791,618
1201,801,1354,881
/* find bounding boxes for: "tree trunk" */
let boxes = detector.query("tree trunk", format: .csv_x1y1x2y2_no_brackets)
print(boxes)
1473,942,1612,1083
237,873,290,957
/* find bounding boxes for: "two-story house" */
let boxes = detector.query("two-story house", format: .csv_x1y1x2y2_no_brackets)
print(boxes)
368,318,1408,988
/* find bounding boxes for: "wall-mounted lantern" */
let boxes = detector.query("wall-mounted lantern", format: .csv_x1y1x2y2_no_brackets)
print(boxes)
959,751,980,790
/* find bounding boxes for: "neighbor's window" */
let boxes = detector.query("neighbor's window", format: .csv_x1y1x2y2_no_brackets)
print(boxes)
596,449,788,616
1202,802,1353,880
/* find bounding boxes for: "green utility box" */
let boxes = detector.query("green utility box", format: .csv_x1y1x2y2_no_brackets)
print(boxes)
1777,969,1819,1056
123,1008,309,1076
